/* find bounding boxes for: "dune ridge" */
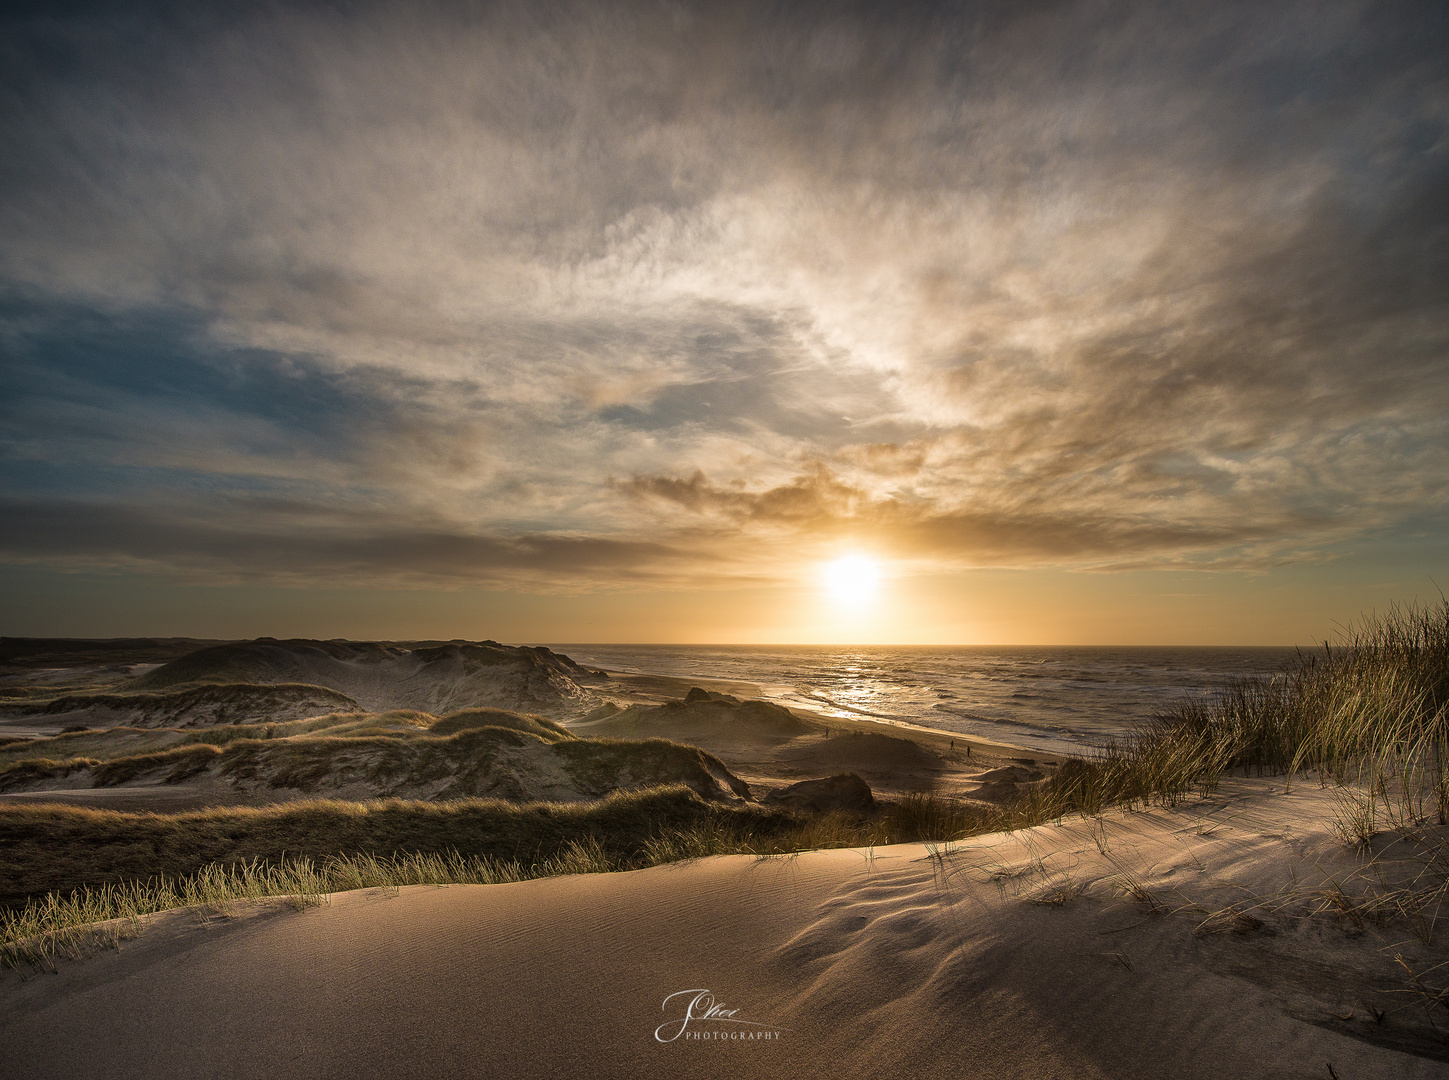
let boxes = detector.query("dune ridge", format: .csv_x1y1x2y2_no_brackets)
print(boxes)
18,683,362,729
0,734,750,806
571,687,814,749
0,639,608,737
128,638,601,716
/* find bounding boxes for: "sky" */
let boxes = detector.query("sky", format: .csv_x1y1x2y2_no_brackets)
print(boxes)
1,0,1446,645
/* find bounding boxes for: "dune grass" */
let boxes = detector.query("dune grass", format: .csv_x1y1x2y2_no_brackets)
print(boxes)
0,845,629,972
1038,600,1449,821
0,786,996,905
1031,598,1449,1005
2,858,333,971
0,784,1008,970
20,681,359,718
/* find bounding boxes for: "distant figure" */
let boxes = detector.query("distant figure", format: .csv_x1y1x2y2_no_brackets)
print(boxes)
950,740,954,750
967,744,972,757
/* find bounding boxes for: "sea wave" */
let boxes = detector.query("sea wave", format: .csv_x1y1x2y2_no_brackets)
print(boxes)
551,643,1298,753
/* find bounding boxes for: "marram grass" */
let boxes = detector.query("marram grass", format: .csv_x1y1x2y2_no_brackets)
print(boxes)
0,787,1007,970
1,845,618,972
1037,599,1449,822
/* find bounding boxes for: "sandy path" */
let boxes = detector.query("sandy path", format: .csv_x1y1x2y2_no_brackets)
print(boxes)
3,783,1445,1079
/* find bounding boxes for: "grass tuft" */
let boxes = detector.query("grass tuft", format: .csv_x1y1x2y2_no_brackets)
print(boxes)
1030,600,1449,827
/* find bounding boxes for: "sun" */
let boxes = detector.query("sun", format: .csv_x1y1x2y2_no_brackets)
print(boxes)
821,554,882,607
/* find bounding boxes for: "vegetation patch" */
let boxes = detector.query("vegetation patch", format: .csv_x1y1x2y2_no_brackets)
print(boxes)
429,708,572,741
0,757,100,790
19,682,360,727
553,737,751,799
0,721,755,805
1035,600,1449,820
0,727,187,770
0,786,770,908
91,745,222,787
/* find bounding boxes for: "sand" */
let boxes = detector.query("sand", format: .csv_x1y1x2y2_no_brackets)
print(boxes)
1,679,1050,812
4,778,1445,1079
0,639,606,737
563,686,1059,803
2,639,1062,811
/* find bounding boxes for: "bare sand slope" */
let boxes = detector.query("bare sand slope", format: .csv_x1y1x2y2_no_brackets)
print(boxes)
3,780,1444,1080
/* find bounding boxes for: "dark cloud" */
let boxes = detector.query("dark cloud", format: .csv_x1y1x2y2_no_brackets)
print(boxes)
0,496,733,589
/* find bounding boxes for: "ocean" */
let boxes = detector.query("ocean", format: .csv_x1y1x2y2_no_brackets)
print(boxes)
546,645,1303,757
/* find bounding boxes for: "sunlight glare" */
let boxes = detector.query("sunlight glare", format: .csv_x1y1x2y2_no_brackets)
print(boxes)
822,554,882,608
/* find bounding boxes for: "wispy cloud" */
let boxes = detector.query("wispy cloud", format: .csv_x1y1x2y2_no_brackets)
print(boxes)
1,0,1445,590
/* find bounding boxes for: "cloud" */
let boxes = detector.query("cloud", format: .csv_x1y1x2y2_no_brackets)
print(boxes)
0,0,1445,590
0,495,746,591
617,460,1365,572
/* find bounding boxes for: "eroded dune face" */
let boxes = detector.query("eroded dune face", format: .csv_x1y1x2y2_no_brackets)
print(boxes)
0,639,606,732
128,639,600,716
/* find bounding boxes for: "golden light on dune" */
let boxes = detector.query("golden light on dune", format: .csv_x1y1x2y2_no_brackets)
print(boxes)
822,554,882,608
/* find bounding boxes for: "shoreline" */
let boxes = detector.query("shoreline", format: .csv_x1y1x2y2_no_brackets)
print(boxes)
594,666,1071,765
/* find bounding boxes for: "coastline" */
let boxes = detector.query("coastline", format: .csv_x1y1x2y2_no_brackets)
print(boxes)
594,667,1070,765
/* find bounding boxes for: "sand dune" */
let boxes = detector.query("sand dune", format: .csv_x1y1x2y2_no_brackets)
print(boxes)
3,645,1031,811
0,638,225,693
0,638,608,741
570,687,814,750
0,715,751,805
777,731,947,775
128,638,602,716
18,683,361,729
2,779,1441,1079
570,690,1037,802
